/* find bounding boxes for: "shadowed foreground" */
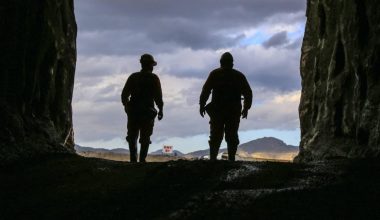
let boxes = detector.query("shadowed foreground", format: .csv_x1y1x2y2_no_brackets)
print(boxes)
1,155,379,219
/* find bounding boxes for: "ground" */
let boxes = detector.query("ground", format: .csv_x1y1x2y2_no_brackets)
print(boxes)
1,155,379,219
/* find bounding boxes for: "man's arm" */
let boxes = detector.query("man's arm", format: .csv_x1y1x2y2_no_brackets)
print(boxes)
199,72,214,117
121,76,132,106
154,76,164,120
241,74,252,119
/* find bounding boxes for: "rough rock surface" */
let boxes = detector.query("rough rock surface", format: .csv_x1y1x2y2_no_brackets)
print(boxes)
0,0,77,162
1,157,380,219
297,0,380,162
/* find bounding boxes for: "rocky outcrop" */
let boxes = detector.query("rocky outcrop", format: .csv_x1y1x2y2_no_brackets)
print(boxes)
0,0,77,162
296,0,380,162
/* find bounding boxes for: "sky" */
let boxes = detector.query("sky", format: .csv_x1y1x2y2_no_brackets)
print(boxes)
73,0,306,153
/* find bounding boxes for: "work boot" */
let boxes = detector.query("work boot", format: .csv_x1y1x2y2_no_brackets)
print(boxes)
128,140,138,163
139,144,149,163
227,145,238,161
209,141,220,161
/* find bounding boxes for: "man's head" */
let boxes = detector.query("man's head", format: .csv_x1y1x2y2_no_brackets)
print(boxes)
140,54,157,71
220,52,234,69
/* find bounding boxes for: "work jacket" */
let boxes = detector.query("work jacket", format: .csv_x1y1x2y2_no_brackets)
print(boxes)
121,71,163,118
200,67,252,113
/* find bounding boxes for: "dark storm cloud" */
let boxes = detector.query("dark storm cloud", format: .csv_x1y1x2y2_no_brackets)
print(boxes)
77,28,245,56
248,71,300,91
263,31,289,48
231,45,302,91
75,0,306,53
77,30,179,56
285,37,303,49
76,0,305,30
150,22,246,50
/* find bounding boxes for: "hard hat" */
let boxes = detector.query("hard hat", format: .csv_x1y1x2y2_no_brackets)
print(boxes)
140,53,157,66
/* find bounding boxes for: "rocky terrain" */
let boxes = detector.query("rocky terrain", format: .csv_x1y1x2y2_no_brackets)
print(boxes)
297,0,380,161
0,0,77,163
1,155,379,219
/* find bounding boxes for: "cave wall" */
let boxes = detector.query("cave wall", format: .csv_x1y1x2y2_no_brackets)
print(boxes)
296,0,380,161
0,0,77,162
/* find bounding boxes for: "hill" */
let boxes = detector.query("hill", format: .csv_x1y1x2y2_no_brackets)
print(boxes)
74,137,299,162
75,145,130,154
185,137,299,161
74,145,130,161
150,149,185,156
74,145,184,162
184,149,225,158
239,137,298,153
237,137,298,161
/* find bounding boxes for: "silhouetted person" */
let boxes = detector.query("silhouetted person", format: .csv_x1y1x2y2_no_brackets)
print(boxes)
121,54,164,162
199,52,252,161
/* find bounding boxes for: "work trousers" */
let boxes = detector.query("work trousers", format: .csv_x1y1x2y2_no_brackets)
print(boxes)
126,117,154,146
209,112,240,148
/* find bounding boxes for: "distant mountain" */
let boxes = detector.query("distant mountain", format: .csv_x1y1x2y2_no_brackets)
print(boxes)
75,145,129,154
185,137,299,160
150,149,184,156
75,144,187,162
75,137,299,161
110,148,130,154
238,137,298,154
185,148,226,158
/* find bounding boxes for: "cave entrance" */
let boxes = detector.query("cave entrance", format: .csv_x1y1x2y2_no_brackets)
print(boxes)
72,1,305,161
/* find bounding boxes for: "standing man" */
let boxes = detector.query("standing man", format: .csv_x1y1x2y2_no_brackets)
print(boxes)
121,54,164,163
199,52,252,161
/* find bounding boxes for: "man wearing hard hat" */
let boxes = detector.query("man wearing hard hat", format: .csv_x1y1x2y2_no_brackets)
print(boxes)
121,54,164,162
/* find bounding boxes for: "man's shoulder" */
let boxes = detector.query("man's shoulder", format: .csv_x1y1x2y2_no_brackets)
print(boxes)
211,68,245,76
231,68,244,75
151,72,160,79
129,72,159,79
128,72,140,78
209,68,225,77
231,69,247,78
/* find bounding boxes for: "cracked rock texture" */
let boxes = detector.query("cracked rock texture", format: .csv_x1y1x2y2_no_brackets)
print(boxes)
0,0,77,162
296,0,380,162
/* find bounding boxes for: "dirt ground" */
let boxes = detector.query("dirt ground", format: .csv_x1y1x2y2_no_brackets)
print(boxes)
1,155,379,219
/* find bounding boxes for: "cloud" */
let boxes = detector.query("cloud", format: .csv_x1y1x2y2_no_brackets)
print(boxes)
242,90,301,130
75,0,306,54
263,31,289,48
77,30,181,56
75,0,306,31
73,68,301,143
231,45,302,91
76,43,302,93
73,0,306,147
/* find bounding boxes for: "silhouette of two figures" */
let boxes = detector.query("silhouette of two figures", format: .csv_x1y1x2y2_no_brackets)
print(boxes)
122,52,252,162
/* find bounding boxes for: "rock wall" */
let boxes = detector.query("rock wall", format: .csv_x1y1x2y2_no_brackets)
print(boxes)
0,0,77,162
296,0,380,162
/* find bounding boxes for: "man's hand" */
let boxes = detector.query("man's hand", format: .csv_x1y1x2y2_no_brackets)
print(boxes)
241,108,248,119
158,110,163,120
200,106,206,117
